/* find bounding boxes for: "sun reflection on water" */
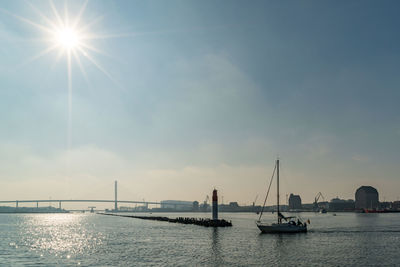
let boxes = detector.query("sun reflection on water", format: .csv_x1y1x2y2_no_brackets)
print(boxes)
17,214,104,261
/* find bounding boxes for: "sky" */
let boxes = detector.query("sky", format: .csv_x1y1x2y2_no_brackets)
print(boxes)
0,0,399,208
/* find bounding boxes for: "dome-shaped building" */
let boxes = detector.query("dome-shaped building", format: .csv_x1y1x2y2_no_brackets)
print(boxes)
355,186,379,210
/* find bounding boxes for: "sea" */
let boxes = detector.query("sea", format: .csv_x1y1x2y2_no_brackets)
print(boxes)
0,212,399,266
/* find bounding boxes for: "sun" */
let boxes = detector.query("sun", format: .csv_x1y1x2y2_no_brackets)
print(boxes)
55,27,80,50
1,0,123,145
2,1,120,85
0,0,125,175
0,0,120,150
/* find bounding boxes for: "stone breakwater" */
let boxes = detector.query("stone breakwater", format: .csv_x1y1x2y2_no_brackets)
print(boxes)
99,213,233,227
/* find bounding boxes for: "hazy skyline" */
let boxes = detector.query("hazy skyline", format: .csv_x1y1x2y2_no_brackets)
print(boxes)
1,0,399,207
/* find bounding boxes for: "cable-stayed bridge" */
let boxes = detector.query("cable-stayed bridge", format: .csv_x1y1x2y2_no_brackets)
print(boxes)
0,199,160,209
0,181,161,211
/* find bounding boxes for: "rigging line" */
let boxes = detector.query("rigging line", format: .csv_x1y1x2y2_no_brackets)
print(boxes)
118,181,141,202
258,163,277,222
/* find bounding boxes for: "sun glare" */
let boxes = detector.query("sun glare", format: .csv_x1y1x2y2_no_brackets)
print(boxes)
3,0,120,86
2,1,120,150
1,0,121,151
55,28,80,49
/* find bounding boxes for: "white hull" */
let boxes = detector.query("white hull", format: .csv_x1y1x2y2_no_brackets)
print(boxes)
257,222,307,233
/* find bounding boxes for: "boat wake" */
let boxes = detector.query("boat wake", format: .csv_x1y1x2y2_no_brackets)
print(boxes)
309,229,400,233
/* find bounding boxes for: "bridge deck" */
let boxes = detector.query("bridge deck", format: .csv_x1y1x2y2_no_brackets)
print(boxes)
0,200,160,205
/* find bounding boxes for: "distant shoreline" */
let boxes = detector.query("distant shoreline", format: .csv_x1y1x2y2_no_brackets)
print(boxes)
2,211,400,214
0,211,69,214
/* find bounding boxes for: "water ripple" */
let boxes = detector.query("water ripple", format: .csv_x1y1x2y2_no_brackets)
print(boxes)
0,212,399,266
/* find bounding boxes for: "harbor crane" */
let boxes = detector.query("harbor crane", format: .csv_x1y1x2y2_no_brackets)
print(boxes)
313,192,326,211
201,195,210,212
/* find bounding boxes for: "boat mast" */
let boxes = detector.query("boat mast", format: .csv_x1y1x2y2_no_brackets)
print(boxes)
277,158,280,224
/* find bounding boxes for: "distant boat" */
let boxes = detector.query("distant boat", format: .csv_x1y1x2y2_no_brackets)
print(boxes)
363,209,400,213
256,159,308,233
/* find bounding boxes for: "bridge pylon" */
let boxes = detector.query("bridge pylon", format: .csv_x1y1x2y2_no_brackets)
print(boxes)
114,180,118,211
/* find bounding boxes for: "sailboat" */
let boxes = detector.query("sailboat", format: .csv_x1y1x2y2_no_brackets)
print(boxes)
256,159,308,233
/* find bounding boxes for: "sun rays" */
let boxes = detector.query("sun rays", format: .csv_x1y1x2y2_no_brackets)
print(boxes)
13,0,115,81
0,1,118,150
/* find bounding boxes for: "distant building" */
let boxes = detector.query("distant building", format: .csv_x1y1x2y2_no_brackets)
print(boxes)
379,202,392,210
192,201,199,211
393,201,400,210
300,203,314,211
355,186,379,210
160,200,193,211
228,202,239,208
119,206,134,211
329,198,355,211
288,194,302,210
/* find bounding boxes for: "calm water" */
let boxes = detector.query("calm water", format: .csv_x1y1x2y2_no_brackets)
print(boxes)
0,212,399,266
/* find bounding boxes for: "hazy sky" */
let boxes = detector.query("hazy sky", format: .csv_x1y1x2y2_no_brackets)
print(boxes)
0,0,399,208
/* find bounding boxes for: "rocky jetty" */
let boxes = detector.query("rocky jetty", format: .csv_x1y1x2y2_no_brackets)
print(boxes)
99,213,232,227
